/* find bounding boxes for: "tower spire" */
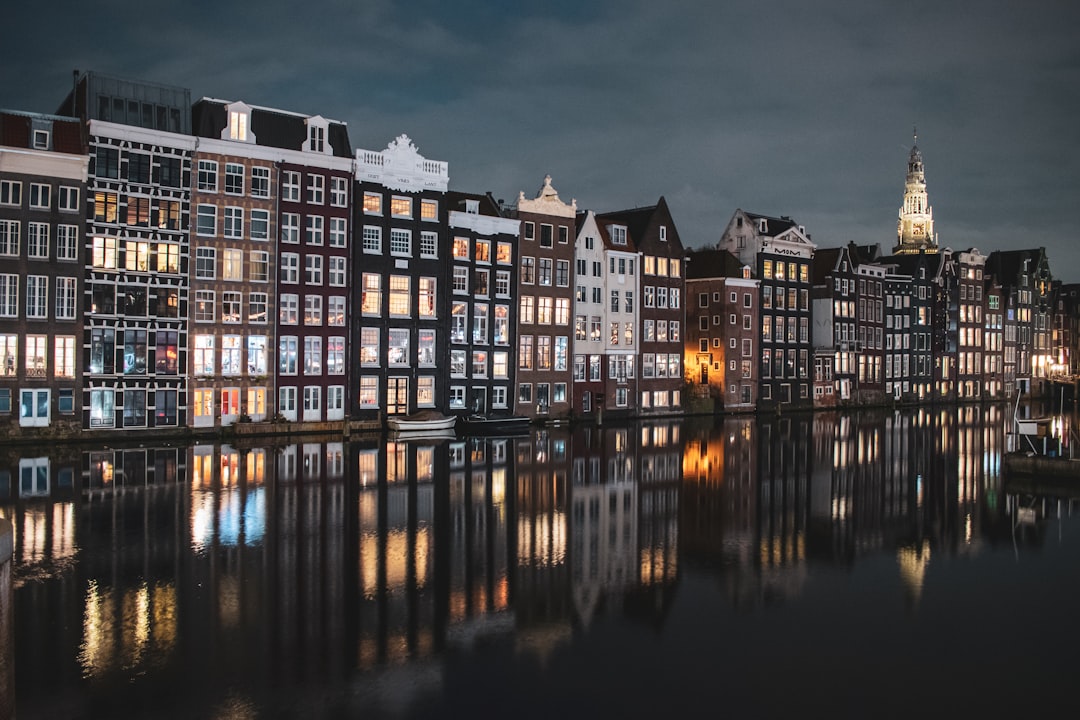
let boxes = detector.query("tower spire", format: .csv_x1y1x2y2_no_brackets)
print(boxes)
893,129,937,255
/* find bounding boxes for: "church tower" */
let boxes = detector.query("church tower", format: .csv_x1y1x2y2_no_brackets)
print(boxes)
894,130,938,254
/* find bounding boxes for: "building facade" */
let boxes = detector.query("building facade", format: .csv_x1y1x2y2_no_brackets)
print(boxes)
0,111,88,433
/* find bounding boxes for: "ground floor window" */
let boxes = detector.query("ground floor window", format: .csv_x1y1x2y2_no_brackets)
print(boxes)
450,385,466,409
123,389,146,427
247,387,266,420
616,388,627,407
193,388,214,426
417,377,435,407
279,386,297,421
303,386,321,421
358,377,378,408
493,386,507,409
554,383,567,403
327,385,345,420
156,389,177,426
221,387,240,420
20,388,50,427
518,384,532,404
90,389,114,427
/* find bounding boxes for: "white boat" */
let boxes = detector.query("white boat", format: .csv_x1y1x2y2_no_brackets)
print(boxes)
386,410,457,433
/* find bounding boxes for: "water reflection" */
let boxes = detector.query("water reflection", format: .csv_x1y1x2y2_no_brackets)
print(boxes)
2,404,1077,717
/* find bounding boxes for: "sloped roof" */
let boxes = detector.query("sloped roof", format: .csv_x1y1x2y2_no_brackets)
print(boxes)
742,210,799,238
986,248,1049,287
686,248,746,279
811,247,845,285
191,98,351,157
445,190,505,217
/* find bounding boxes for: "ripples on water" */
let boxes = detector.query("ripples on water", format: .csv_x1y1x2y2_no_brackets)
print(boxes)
2,406,1079,718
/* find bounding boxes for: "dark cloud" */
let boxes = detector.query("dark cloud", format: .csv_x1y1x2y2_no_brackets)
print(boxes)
3,0,1078,275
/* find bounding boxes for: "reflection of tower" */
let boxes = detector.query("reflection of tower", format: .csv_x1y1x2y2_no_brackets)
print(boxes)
894,129,938,255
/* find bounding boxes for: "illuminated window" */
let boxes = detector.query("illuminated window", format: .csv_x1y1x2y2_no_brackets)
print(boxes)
389,275,410,316
363,193,381,214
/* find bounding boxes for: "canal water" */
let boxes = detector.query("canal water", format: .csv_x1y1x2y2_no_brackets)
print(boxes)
2,405,1079,719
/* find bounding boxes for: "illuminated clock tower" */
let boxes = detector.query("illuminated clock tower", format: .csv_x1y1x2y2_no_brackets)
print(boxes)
894,129,938,254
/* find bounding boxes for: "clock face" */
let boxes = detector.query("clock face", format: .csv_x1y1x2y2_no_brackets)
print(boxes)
913,223,925,236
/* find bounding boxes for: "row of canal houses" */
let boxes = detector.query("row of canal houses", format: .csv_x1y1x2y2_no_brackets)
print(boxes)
0,70,1072,438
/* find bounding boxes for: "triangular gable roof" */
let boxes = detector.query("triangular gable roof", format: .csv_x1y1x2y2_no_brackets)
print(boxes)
685,248,747,279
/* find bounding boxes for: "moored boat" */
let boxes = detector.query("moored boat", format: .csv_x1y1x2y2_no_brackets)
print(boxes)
457,414,531,435
387,410,457,433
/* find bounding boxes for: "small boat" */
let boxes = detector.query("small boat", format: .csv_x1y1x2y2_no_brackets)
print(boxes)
387,410,457,433
390,427,457,442
457,414,532,435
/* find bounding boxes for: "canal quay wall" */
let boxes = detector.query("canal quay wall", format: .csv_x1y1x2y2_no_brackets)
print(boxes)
0,393,1057,449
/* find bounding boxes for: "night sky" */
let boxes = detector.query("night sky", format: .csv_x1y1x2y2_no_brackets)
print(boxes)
3,0,1078,277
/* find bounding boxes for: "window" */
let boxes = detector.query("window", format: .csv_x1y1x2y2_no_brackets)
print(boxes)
223,207,243,239
306,174,325,204
0,220,18,257
363,226,382,253
389,275,410,316
24,275,46,318
388,329,409,366
0,180,21,206
524,222,534,240
194,290,215,322
225,163,244,194
453,237,470,259
313,336,342,377
196,205,216,236
330,176,348,207
222,291,242,323
408,329,433,368
280,253,299,284
539,258,552,286
419,231,437,258
56,185,79,212
54,277,77,320
283,171,301,201
421,198,438,220
329,217,347,248
361,274,381,316
251,166,270,198
326,256,347,287
299,215,323,246
279,336,298,375
363,192,381,214
390,228,411,255
359,328,380,366
304,295,323,325
327,295,346,326
418,277,436,318
451,303,467,343
121,330,147,375
250,209,269,241
301,255,322,286
0,335,16,377
359,377,378,408
196,247,216,279
222,335,242,375
453,267,469,294
610,225,627,245
521,257,535,284
25,222,48,259
56,225,78,261
279,294,299,325
540,224,553,247
391,196,411,217
29,183,51,209
197,160,218,191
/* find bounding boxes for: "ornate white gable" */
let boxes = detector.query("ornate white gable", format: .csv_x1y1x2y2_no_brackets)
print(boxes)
517,175,576,218
355,134,449,193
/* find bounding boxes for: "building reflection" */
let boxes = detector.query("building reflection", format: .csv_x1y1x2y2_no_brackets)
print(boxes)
1,406,1022,715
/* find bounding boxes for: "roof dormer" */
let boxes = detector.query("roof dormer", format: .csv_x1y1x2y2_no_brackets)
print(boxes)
304,115,331,155
222,101,255,143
